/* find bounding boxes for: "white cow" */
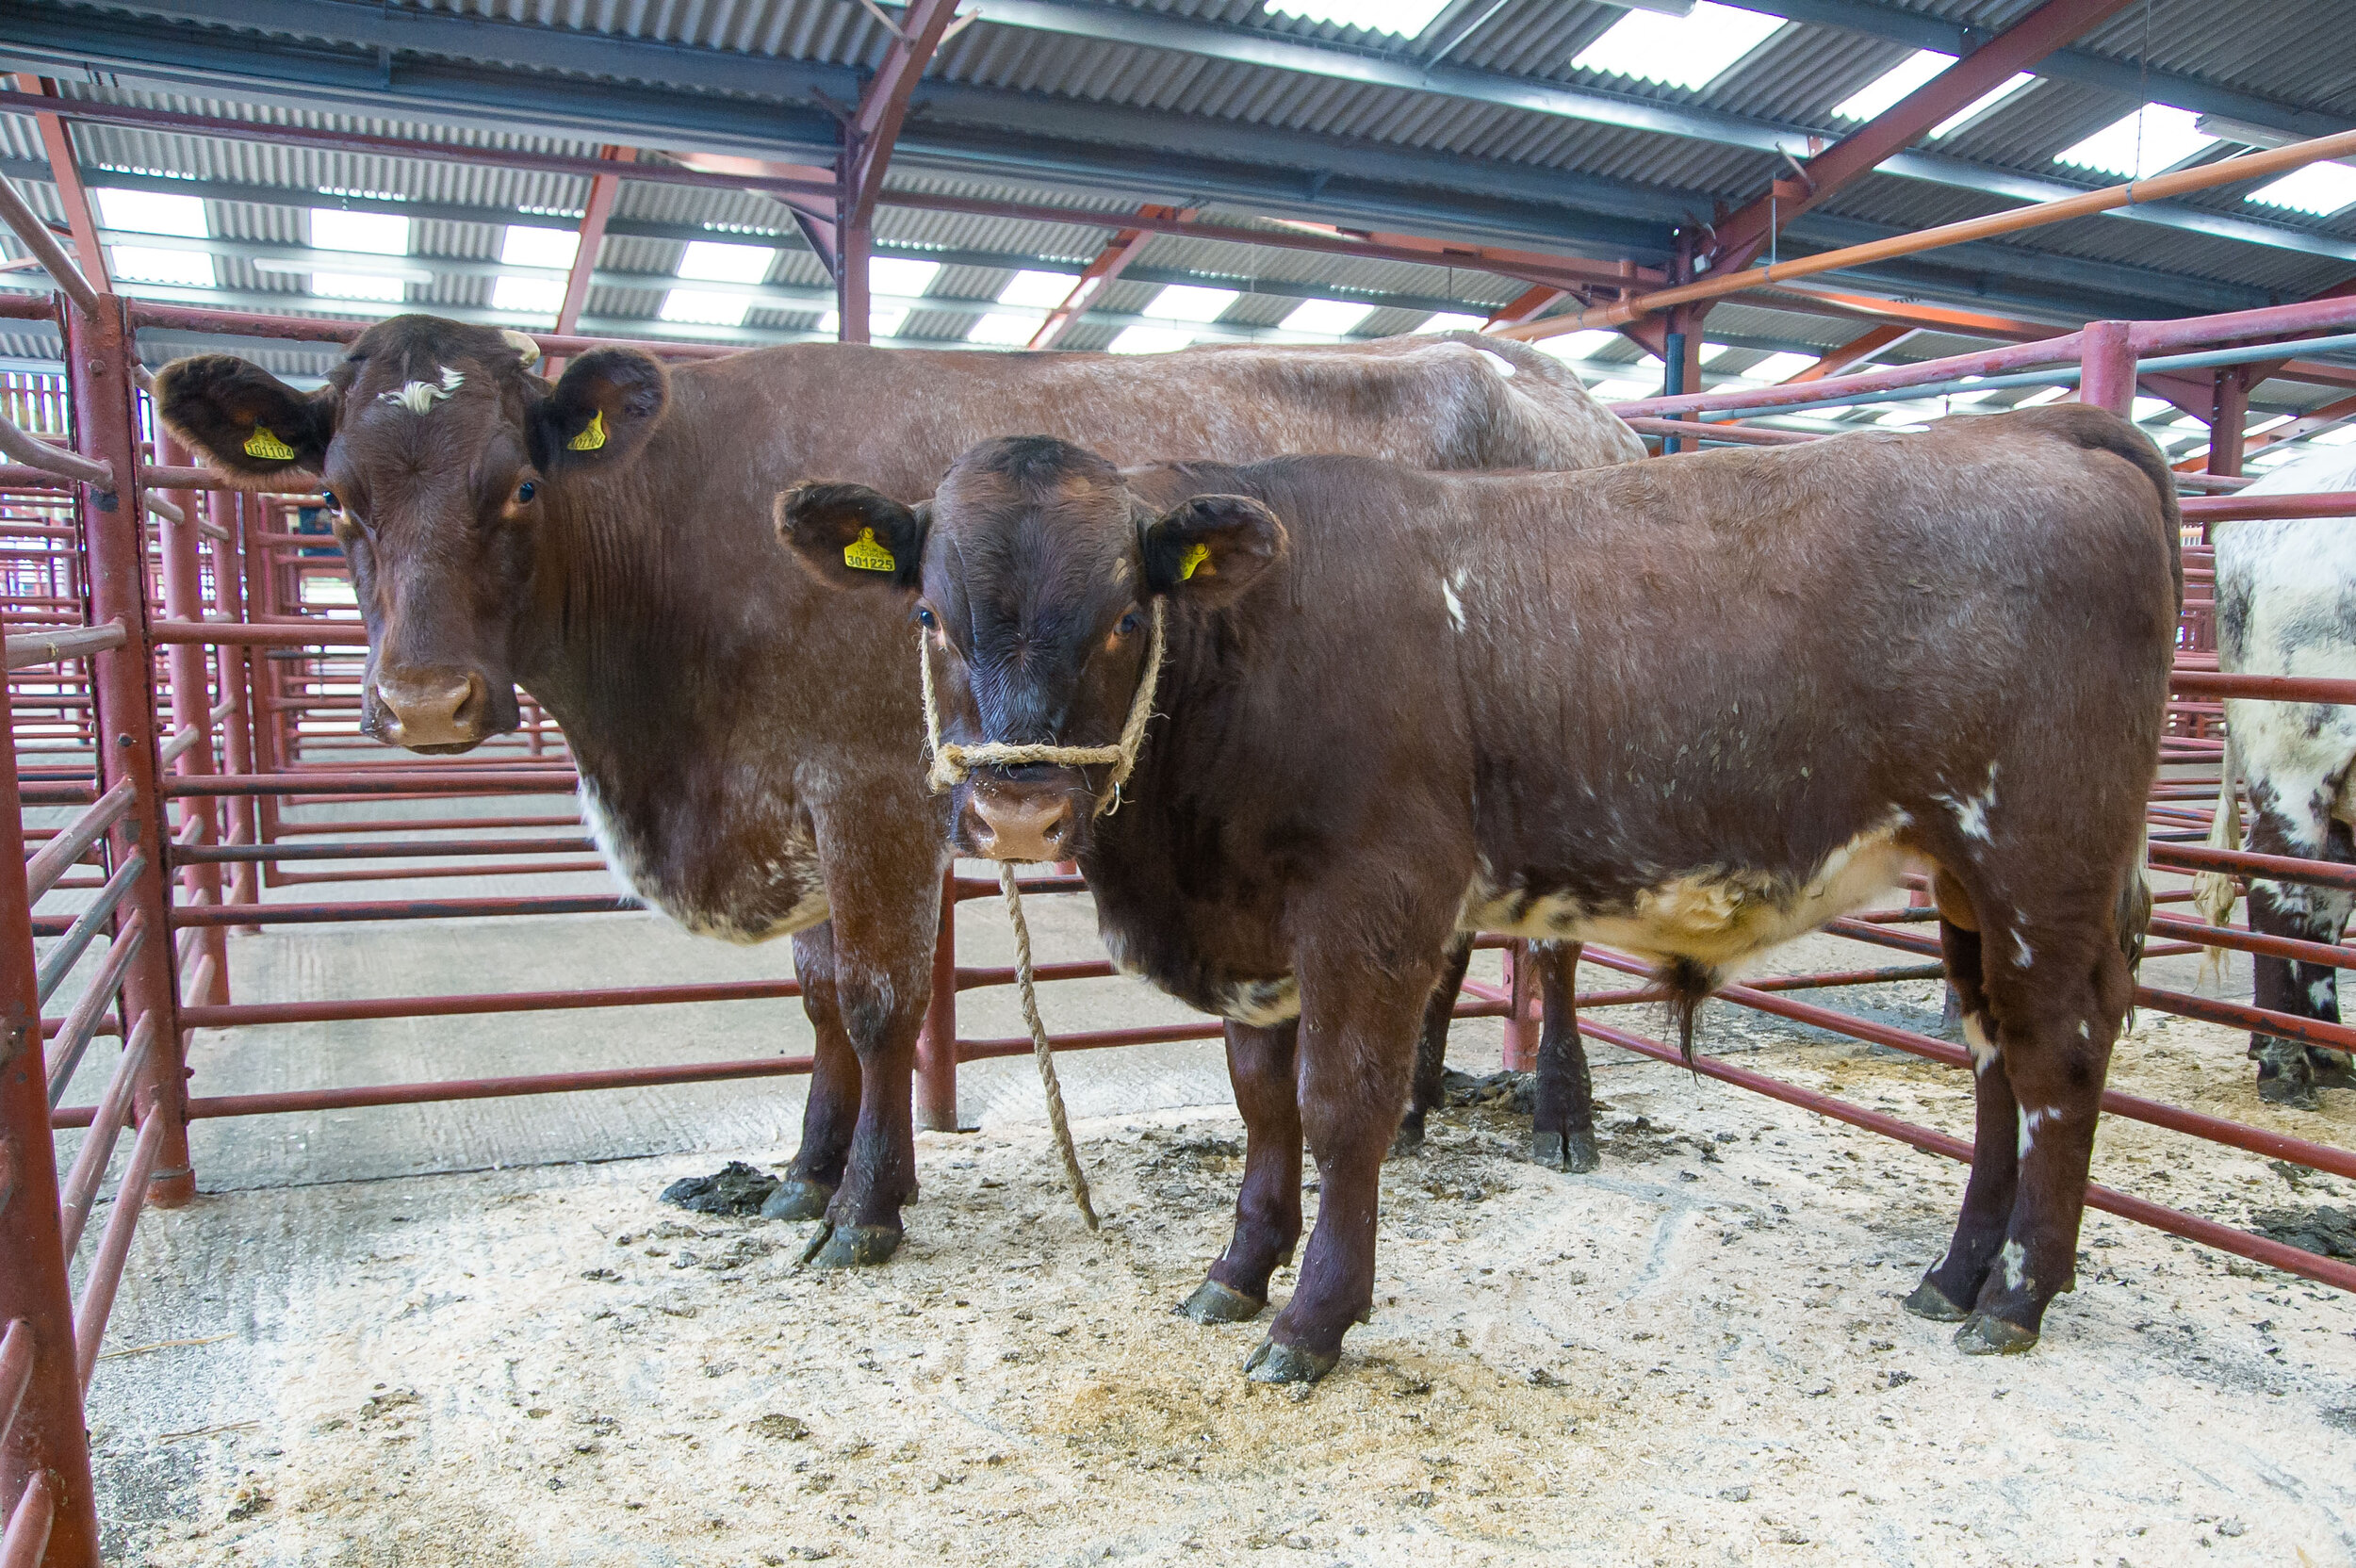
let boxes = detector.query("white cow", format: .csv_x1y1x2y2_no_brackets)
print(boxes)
2196,443,2356,1107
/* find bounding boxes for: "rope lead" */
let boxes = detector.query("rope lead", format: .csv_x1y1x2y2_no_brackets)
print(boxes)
999,861,1099,1231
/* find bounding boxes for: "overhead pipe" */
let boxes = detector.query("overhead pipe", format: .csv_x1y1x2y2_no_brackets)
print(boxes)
1499,125,2356,339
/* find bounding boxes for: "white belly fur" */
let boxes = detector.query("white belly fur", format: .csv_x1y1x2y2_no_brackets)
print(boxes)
1462,819,1923,971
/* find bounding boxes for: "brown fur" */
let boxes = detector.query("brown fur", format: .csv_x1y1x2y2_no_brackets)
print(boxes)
155,314,1640,1254
786,407,2179,1369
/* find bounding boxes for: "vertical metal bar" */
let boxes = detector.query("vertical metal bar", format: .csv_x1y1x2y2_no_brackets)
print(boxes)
1501,940,1538,1072
836,212,871,345
2207,365,2249,479
62,291,191,1207
155,434,226,1003
207,491,260,916
0,479,104,1561
915,868,958,1130
2079,318,2136,416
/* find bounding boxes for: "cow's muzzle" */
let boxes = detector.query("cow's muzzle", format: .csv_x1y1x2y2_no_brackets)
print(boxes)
372,667,496,753
962,776,1081,863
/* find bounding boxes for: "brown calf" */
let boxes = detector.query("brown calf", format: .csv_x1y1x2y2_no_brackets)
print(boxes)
779,408,2179,1380
155,314,1637,1266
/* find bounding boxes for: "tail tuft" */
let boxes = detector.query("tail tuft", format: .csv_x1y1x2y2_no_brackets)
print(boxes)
1659,956,1716,1065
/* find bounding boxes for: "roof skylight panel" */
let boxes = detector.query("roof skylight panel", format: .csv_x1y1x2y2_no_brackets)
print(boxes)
2053,105,2220,180
1412,312,1488,333
1279,299,1375,335
1830,51,2035,139
308,207,413,302
966,312,1040,346
1141,285,1241,323
2245,163,2356,218
1261,0,1454,41
1570,3,1786,94
1108,326,1198,354
93,188,208,237
998,270,1078,309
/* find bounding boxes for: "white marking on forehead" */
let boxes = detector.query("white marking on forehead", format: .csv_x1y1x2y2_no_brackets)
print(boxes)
379,365,465,415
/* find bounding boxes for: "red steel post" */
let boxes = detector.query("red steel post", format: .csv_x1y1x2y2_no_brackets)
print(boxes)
914,870,959,1131
155,434,227,1004
0,582,105,1562
1501,940,1539,1071
2207,366,2250,480
207,492,261,916
2079,318,2136,417
63,292,191,1207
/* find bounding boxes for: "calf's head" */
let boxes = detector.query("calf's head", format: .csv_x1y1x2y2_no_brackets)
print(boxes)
777,436,1284,861
156,316,667,752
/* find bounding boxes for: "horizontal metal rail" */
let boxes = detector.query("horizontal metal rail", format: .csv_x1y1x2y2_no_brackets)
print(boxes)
165,770,578,797
173,835,596,864
22,778,133,904
2151,841,2356,891
172,893,639,927
73,1105,166,1390
45,916,145,1107
179,976,803,1029
56,1014,156,1258
4,621,124,670
35,852,143,1005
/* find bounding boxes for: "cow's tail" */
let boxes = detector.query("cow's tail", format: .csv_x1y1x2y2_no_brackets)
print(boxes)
2192,732,2244,985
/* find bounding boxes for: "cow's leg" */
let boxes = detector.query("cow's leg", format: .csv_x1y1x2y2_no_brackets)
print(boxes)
761,923,861,1221
1906,908,2017,1324
2244,803,2356,1108
1530,940,1598,1173
1178,1020,1301,1324
798,808,943,1269
1394,936,1471,1156
1245,942,1437,1385
1949,911,2129,1355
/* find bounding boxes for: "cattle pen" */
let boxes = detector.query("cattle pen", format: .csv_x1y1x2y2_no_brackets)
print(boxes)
0,10,2354,1561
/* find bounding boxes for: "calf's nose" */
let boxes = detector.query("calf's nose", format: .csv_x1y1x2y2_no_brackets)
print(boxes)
376,670,488,750
966,786,1074,863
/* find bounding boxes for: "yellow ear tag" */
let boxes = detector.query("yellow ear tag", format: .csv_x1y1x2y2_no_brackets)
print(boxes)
242,424,296,462
843,526,898,573
567,409,607,452
1177,542,1210,581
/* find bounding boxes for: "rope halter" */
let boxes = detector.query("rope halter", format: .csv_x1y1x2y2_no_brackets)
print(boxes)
916,597,1167,817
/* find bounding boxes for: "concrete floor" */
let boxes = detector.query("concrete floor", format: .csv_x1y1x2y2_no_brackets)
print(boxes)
35,790,2341,1562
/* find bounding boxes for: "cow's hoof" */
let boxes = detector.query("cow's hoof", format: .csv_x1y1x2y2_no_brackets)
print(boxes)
1903,1278,1971,1323
1243,1339,1337,1385
802,1223,901,1269
2310,1047,2355,1090
1533,1129,1600,1174
761,1178,836,1222
2257,1069,2322,1110
1175,1280,1266,1325
1954,1313,2038,1356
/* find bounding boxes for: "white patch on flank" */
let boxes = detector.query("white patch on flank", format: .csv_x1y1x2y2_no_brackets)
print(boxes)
2077,1020,2091,1040
1999,1238,2028,1294
1459,810,1922,970
1962,1015,2000,1075
2013,930,2034,969
580,777,826,944
2312,975,2337,1011
380,365,465,414
1934,761,2000,845
1441,568,1467,632
1218,975,1301,1027
2215,447,2356,877
2017,1104,2055,1159
1474,347,1517,378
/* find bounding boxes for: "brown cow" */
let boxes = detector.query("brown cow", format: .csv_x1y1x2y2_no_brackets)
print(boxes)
155,314,1638,1267
778,407,2178,1380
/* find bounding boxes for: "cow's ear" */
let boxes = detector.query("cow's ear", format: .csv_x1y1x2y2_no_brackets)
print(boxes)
776,482,927,593
155,355,335,479
531,348,667,470
1140,494,1284,607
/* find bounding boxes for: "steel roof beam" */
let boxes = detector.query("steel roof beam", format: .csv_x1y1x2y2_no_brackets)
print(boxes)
12,75,106,292
553,146,630,346
1029,204,1180,350
1707,0,2136,271
19,0,2353,271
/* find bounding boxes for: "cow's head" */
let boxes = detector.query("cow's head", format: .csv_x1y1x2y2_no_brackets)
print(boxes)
155,315,667,752
777,436,1284,861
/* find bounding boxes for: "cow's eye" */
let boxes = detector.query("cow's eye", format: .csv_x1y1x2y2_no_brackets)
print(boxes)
319,487,339,510
515,480,536,503
1118,611,1142,636
915,606,938,630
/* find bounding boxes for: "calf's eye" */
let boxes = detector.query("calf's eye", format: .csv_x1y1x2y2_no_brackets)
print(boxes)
515,480,537,503
916,606,938,630
1118,611,1142,636
319,487,339,510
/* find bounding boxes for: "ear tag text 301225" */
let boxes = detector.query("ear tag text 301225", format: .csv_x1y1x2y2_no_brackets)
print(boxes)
843,526,898,573
568,409,608,452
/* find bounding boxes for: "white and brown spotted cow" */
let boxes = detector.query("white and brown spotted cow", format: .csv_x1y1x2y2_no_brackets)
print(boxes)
2196,444,2356,1107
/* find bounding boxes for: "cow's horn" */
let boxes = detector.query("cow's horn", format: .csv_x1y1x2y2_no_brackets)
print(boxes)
499,329,544,368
